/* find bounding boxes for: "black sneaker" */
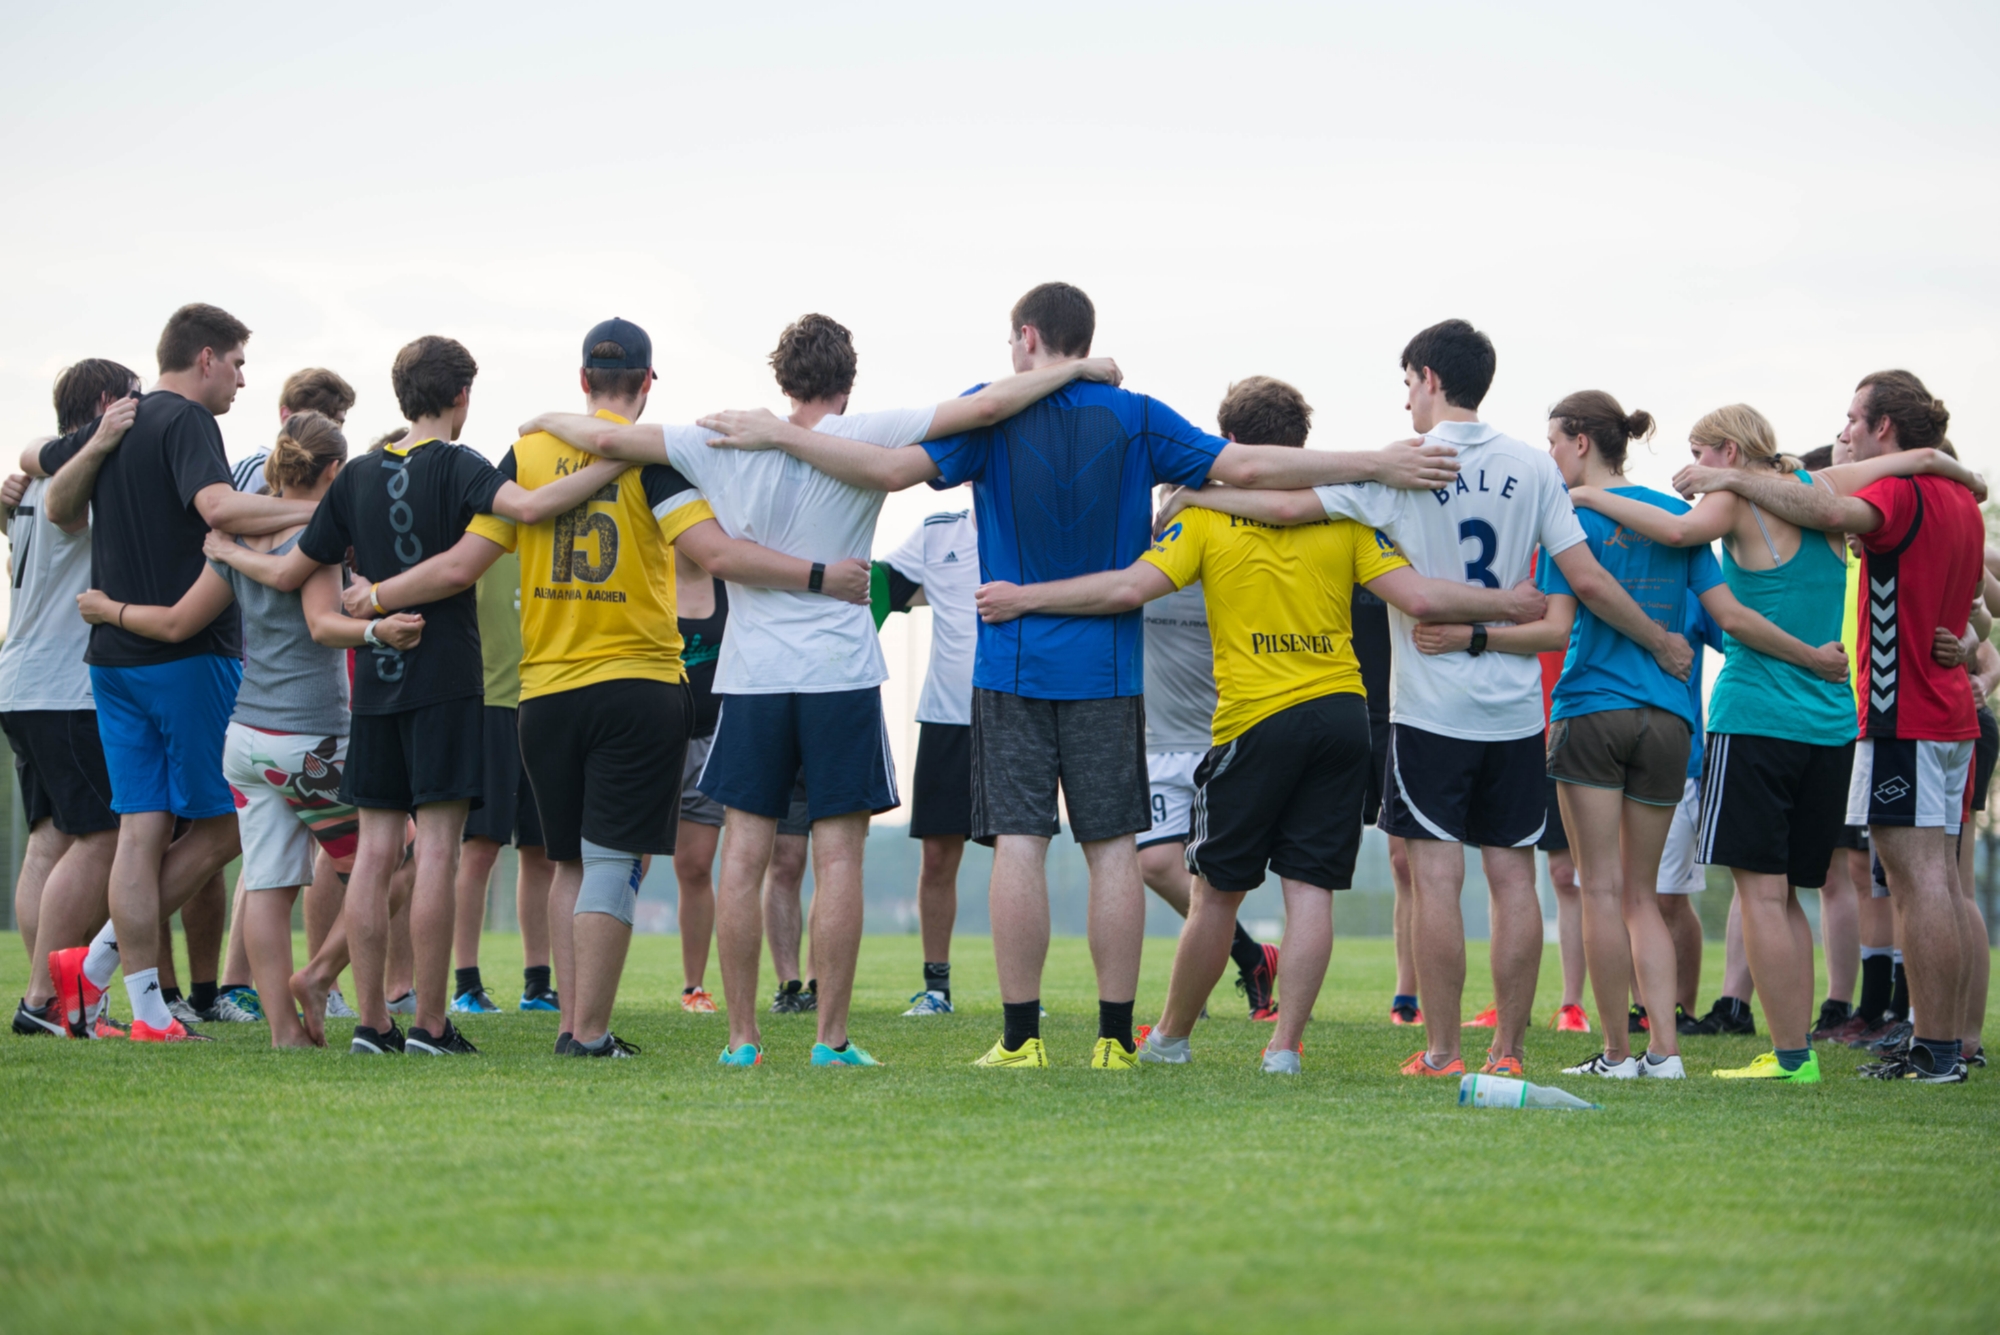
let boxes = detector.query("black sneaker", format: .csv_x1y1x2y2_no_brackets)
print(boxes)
1674,1004,1702,1036
1236,943,1278,1017
1867,1019,1914,1055
570,1032,641,1058
407,1022,478,1055
802,979,819,1014
1861,1049,1968,1083
770,980,807,1014
1701,997,1757,1037
351,1022,406,1055
1968,1047,1986,1069
1628,1005,1649,1035
1810,999,1854,1041
554,1031,576,1055
13,996,65,1037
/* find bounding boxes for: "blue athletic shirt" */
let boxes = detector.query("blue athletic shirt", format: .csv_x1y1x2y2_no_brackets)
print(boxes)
1537,485,1722,730
1684,593,1724,781
923,382,1224,700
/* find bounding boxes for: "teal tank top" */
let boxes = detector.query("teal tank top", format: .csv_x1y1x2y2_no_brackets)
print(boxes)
1706,472,1858,745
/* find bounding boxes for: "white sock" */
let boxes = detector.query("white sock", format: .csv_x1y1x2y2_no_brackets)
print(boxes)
83,921,120,989
126,968,172,1028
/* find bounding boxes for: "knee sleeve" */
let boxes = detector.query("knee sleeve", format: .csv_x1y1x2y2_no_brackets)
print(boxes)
575,838,643,925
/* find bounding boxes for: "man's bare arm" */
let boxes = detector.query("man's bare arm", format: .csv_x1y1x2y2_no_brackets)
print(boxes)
357,533,507,614
1548,542,1693,680
674,520,870,604
488,458,632,526
519,415,667,465
193,484,318,536
975,563,1178,623
1414,596,1577,658
1675,464,1880,535
696,411,941,492
925,358,1123,437
1164,484,1325,532
1365,569,1545,625
1204,438,1459,492
1817,448,1985,503
203,530,323,593
44,397,138,530
19,439,54,479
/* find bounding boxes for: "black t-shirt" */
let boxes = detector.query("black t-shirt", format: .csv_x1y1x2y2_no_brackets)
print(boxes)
299,438,507,715
40,392,241,667
677,578,728,739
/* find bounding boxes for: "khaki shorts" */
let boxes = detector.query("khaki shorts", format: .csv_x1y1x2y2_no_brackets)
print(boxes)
1546,707,1690,808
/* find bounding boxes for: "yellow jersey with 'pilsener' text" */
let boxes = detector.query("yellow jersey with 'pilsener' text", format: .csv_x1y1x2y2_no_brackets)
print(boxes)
466,411,715,701
1141,508,1407,744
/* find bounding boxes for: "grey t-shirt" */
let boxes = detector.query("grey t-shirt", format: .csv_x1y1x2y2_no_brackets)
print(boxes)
1143,582,1216,752
210,535,350,736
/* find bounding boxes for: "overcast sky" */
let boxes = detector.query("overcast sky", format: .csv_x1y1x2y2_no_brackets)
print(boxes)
3,1,1995,771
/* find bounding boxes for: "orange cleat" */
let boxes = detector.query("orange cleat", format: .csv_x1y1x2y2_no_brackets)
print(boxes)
1249,1003,1280,1022
1390,1002,1423,1025
1463,1007,1498,1028
128,1018,212,1043
1480,1053,1524,1077
1400,1049,1465,1077
680,987,718,1015
1551,1003,1591,1033
90,1014,129,1040
48,946,104,1037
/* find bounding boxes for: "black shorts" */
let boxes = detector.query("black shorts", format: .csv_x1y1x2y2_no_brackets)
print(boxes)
1537,772,1569,853
519,677,693,862
343,696,484,813
971,689,1149,844
462,706,544,847
0,709,117,836
1187,693,1372,893
1835,823,1870,851
1352,590,1392,826
1380,724,1546,847
1697,733,1853,887
909,722,973,839
1974,707,1999,813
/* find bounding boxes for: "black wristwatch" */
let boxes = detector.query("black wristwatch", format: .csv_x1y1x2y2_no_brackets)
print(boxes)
1468,624,1488,657
809,562,825,593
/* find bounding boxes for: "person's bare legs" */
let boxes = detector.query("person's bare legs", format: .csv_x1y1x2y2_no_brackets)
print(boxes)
673,820,720,989
1658,893,1703,1014
716,809,779,1052
385,857,416,1002
24,828,113,1006
917,834,965,968
243,886,312,1048
1404,837,1469,1066
989,835,1053,1004
1269,881,1333,1057
303,849,342,959
1390,835,1420,1001
1559,784,1678,1061
1484,844,1543,1062
15,822,68,976
808,812,869,1050
547,858,581,1037
1082,834,1144,1016
180,869,227,999
1139,840,1192,917
1735,869,1811,1050
1955,828,1988,1054
342,810,407,1034
220,872,255,991
568,848,639,1047
764,832,809,987
1819,852,1860,1007
1548,848,1585,1010
1155,878,1242,1039
108,812,239,976
453,835,502,976
406,802,469,1037
1873,824,1969,1057
1721,891,1756,1004
516,845,553,976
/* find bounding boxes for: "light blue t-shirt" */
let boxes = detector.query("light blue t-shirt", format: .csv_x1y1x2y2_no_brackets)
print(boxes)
1539,485,1723,730
1684,595,1724,781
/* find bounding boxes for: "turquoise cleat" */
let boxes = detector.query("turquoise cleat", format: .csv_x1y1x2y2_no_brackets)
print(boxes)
718,1043,764,1068
811,1041,881,1067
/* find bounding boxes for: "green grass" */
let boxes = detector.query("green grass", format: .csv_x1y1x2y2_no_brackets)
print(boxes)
3,934,1997,1333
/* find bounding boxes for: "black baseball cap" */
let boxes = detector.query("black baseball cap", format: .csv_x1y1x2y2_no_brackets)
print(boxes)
582,317,652,370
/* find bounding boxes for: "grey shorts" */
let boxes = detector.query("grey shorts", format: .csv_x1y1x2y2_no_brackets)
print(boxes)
970,689,1150,843
680,733,725,827
1546,706,1690,808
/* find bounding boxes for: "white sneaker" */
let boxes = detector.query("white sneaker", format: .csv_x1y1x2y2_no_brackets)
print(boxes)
1139,1031,1191,1064
1638,1053,1686,1079
325,988,358,1020
167,996,203,1025
1563,1053,1641,1079
1261,1048,1302,1075
385,990,417,1016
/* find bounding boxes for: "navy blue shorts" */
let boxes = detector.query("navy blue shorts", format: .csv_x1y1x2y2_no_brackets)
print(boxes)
699,687,898,823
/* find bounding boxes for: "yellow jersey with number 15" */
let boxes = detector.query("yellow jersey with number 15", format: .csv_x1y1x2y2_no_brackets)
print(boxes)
466,411,716,702
1141,508,1407,744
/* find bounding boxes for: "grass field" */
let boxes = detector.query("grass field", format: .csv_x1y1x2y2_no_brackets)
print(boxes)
4,933,1997,1333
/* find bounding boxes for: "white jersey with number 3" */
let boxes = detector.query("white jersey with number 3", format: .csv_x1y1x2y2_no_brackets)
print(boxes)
1312,419,1585,742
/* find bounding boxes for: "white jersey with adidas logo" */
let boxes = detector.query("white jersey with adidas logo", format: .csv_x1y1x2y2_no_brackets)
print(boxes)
1312,419,1586,742
883,509,978,726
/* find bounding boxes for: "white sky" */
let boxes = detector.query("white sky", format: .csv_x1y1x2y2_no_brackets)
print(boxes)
4,1,1996,778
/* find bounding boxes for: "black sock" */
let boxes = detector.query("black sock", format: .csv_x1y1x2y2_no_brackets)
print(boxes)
1911,1037,1963,1074
1857,954,1891,1023
524,965,551,996
807,978,818,995
454,966,482,998
923,961,951,1000
781,979,802,996
189,981,217,1013
1002,1000,1040,1050
1229,923,1266,978
1889,960,1909,1020
1098,999,1135,1052
160,986,184,1006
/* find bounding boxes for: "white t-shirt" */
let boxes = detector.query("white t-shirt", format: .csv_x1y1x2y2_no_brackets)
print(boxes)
883,510,978,726
1312,419,1586,742
0,477,95,711
662,406,937,695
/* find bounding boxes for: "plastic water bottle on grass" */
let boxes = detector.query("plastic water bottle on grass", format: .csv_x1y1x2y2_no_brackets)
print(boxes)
1458,1073,1599,1110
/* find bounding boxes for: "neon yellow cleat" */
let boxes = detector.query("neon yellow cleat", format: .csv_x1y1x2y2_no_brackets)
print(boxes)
1713,1050,1821,1083
1090,1037,1139,1070
973,1036,1048,1069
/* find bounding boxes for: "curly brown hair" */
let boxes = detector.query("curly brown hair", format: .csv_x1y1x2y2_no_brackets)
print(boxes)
770,314,856,403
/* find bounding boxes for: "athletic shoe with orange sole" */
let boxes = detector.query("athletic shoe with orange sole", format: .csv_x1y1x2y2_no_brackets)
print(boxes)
680,987,718,1015
128,1018,212,1043
1238,943,1278,1019
1480,1053,1524,1077
89,1013,129,1040
1463,1007,1498,1028
48,946,104,1038
1551,1004,1591,1033
1390,1002,1423,1026
1400,1050,1465,1077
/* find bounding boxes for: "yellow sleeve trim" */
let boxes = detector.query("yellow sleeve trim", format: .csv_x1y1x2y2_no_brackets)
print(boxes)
468,512,519,552
656,498,716,548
